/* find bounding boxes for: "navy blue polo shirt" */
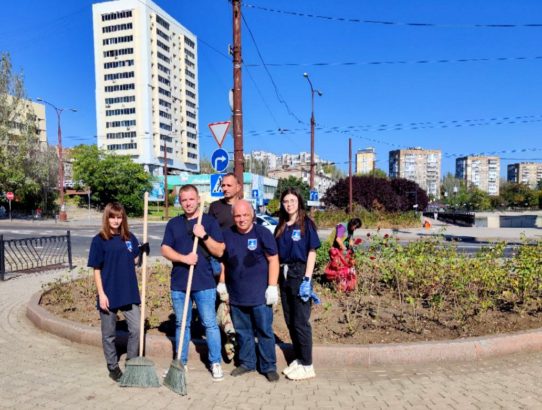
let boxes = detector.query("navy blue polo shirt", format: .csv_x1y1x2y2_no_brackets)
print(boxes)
161,214,224,292
87,233,141,310
222,224,278,306
276,219,321,264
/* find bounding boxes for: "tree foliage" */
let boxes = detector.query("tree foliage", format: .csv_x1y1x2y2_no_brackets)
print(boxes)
72,145,152,216
498,181,538,208
323,175,428,212
274,176,310,201
0,52,57,212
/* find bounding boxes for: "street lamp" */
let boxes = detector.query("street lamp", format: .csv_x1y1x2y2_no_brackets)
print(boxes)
303,72,322,191
37,98,77,222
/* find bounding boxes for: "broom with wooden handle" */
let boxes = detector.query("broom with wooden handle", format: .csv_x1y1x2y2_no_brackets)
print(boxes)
119,192,160,387
164,208,203,395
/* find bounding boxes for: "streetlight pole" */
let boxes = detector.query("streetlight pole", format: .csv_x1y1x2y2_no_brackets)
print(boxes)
37,98,76,222
303,73,322,192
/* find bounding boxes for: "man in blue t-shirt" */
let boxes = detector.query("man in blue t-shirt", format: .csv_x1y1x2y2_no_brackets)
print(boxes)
218,199,280,382
161,184,226,381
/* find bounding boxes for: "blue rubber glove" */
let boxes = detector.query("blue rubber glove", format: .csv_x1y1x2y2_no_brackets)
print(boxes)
299,278,312,302
310,290,321,305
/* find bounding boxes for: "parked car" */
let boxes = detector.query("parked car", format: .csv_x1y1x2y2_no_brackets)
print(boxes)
255,214,278,234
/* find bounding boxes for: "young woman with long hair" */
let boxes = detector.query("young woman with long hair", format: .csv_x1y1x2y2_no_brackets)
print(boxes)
274,188,321,381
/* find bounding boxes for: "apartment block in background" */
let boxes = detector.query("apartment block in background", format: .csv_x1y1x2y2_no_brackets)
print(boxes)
456,156,500,196
355,147,376,174
389,147,441,198
92,0,199,175
2,95,47,145
507,162,542,189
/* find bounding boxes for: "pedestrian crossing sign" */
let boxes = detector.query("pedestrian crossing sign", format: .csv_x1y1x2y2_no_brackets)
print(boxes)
210,173,226,197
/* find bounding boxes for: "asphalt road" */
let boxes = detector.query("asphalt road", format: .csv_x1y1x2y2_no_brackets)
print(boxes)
0,220,519,259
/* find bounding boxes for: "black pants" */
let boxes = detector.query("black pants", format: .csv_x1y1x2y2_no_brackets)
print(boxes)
279,263,312,366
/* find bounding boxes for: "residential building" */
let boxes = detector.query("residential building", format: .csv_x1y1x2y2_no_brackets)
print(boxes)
267,167,334,197
244,150,279,173
1,95,47,145
92,0,199,176
456,156,500,196
355,147,376,174
507,162,542,189
389,147,441,198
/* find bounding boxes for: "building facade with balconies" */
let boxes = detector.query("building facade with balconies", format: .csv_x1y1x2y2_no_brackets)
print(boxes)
456,156,500,196
507,162,542,189
389,147,441,198
92,0,199,175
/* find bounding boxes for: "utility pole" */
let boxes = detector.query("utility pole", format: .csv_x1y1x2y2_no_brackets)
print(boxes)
163,141,168,220
232,0,244,195
349,138,353,214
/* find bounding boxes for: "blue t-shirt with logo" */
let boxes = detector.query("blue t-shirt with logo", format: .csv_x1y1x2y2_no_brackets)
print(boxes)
87,233,141,310
275,219,321,264
222,224,278,306
161,213,224,292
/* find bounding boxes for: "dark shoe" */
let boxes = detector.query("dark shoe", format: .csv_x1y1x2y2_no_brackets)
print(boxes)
108,366,123,382
230,366,254,377
265,371,280,382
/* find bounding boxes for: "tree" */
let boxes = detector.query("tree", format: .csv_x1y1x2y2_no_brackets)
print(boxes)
72,145,152,216
367,168,387,179
499,181,538,208
0,52,56,212
390,178,429,211
274,176,310,201
466,187,491,211
321,163,344,180
199,157,214,174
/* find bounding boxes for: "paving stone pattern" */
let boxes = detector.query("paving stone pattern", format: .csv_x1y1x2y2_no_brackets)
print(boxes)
1,269,542,409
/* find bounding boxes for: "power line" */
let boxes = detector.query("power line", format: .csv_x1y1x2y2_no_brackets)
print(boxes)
244,55,542,68
241,13,305,124
241,3,542,29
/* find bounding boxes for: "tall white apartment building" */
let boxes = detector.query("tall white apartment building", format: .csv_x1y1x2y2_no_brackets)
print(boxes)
92,0,199,175
456,156,500,196
389,147,441,198
355,147,376,174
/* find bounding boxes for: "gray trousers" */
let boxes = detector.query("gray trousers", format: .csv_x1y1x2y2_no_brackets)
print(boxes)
99,304,140,370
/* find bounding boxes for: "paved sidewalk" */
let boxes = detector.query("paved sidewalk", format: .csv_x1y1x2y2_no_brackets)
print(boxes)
2,270,542,409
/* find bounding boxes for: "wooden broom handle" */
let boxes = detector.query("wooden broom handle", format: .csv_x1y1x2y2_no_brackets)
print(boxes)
138,192,149,357
175,207,204,361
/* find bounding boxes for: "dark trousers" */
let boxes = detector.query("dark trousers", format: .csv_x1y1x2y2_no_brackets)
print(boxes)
279,264,312,366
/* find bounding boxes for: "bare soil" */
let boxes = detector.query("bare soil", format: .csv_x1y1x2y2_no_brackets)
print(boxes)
40,269,542,346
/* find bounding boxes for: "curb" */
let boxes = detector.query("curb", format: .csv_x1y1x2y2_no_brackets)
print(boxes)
27,290,542,367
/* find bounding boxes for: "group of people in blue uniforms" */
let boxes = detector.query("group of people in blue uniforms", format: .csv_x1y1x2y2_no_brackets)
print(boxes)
88,172,321,384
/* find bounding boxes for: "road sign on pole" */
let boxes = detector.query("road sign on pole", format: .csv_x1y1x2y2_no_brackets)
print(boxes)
309,190,319,202
210,173,226,197
211,148,229,173
6,192,14,201
209,121,231,147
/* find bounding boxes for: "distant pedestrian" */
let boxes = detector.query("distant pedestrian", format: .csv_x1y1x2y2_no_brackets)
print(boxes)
87,202,148,382
219,200,280,382
274,189,321,381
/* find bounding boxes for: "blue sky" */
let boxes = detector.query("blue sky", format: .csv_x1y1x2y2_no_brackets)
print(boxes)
1,0,542,177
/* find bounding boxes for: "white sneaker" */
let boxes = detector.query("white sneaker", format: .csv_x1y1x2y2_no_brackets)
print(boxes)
211,363,224,381
286,364,316,381
282,359,300,376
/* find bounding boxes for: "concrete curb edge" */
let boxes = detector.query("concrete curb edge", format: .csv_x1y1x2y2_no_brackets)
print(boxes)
26,290,542,367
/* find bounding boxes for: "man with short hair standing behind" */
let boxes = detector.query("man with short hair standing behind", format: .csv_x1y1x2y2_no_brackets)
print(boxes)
161,184,226,381
218,200,280,382
208,172,242,229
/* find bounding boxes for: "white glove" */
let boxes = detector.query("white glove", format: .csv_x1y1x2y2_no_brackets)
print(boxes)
265,285,279,306
217,282,229,302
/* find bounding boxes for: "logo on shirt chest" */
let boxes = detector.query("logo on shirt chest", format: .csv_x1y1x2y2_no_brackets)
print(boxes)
247,238,258,251
125,241,133,252
291,229,301,241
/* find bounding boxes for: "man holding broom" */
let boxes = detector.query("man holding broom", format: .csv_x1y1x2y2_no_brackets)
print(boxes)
161,184,226,381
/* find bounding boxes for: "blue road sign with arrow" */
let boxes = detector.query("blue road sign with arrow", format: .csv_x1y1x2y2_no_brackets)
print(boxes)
211,148,229,173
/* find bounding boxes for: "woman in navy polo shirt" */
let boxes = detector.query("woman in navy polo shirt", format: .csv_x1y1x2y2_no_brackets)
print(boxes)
274,188,321,381
88,202,143,382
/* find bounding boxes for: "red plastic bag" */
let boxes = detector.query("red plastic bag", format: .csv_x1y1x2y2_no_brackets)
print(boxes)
324,248,357,292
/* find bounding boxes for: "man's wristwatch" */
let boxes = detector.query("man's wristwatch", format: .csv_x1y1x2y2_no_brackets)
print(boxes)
202,234,209,241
